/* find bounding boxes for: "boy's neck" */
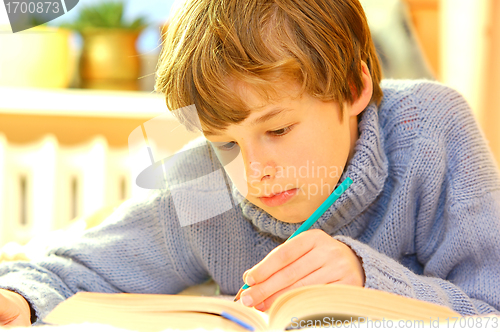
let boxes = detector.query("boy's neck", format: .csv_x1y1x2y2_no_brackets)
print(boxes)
347,115,359,163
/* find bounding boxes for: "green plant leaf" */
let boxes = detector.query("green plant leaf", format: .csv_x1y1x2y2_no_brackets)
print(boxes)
58,0,148,31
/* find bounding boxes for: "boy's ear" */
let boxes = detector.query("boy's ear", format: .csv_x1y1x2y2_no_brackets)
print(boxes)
349,61,373,117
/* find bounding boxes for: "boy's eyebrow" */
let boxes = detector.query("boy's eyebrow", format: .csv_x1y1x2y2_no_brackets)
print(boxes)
204,107,294,137
250,107,294,126
203,129,220,137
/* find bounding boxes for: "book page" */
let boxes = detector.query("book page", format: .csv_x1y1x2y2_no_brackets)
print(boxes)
267,284,459,330
44,292,269,332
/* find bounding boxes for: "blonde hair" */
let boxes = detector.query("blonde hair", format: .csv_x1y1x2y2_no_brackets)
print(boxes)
155,0,383,134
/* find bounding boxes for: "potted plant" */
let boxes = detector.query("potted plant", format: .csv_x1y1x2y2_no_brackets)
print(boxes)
0,18,76,89
60,1,148,90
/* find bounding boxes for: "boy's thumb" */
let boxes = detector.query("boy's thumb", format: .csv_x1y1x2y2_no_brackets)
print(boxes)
242,270,249,281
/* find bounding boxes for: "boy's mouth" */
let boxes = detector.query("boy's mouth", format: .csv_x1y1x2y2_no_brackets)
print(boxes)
259,188,298,207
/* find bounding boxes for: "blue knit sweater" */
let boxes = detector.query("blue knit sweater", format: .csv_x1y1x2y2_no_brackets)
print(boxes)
1,80,500,323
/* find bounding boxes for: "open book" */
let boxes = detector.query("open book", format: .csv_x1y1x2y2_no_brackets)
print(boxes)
44,284,460,331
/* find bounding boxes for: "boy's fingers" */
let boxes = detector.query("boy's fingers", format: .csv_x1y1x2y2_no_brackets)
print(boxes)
0,292,8,306
242,248,324,307
242,270,249,282
245,231,318,285
0,292,21,324
0,290,31,327
254,267,340,312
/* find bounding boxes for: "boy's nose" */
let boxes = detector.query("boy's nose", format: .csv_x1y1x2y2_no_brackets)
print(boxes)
247,161,276,182
242,143,276,183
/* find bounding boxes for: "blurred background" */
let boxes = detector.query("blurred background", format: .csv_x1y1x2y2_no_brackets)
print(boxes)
0,0,499,258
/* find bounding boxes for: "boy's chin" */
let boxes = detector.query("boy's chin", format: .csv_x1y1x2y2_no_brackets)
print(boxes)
265,208,309,224
249,194,325,223
280,217,307,224
262,198,329,224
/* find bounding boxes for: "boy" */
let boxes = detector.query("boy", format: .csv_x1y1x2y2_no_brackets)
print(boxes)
1,0,500,326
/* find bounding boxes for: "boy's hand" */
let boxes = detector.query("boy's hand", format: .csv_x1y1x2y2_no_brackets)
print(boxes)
0,289,32,327
240,229,365,312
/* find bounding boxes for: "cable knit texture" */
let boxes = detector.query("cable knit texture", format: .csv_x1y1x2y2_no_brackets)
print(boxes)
1,80,500,323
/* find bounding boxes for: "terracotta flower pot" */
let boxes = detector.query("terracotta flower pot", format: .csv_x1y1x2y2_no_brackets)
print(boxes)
79,28,142,91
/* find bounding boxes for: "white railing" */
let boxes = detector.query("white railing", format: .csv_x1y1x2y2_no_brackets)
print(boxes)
0,87,200,249
0,134,131,246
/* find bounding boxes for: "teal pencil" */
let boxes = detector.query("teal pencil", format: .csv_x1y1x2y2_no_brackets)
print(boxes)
233,177,353,302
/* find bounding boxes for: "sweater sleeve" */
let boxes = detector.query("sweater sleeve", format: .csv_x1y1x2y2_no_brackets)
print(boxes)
336,83,500,316
336,221,500,317
0,190,210,324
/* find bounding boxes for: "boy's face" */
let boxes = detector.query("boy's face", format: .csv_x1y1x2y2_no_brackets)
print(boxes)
205,82,359,223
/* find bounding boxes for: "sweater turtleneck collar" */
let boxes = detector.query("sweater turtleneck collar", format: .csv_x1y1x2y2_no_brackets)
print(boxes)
231,102,388,239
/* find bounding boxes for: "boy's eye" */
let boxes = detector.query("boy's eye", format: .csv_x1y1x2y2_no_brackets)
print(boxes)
212,141,237,151
268,125,293,136
210,125,293,151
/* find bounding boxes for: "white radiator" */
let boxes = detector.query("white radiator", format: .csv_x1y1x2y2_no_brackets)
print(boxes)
0,134,132,247
0,87,202,251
